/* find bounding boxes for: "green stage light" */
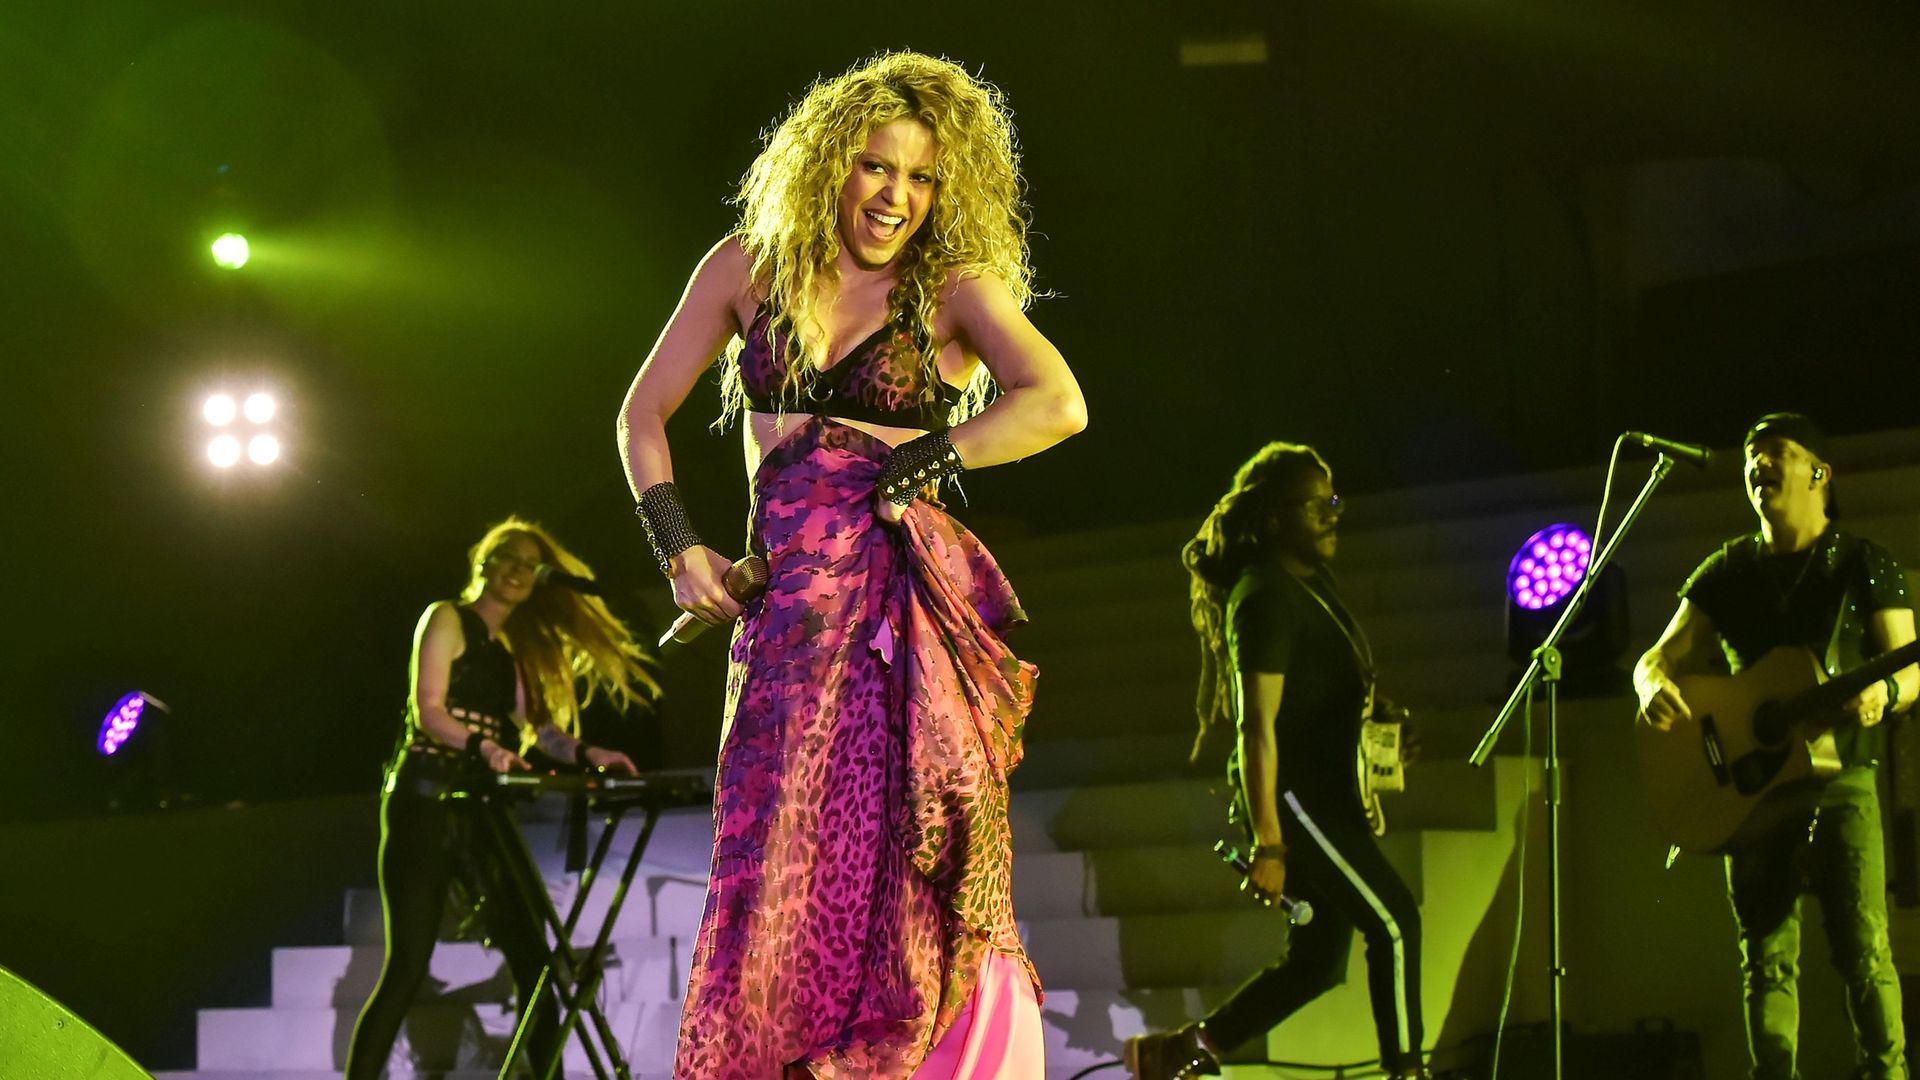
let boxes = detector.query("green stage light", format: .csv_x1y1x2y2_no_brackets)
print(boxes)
211,232,250,269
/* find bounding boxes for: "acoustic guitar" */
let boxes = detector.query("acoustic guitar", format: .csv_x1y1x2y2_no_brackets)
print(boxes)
1636,639,1920,853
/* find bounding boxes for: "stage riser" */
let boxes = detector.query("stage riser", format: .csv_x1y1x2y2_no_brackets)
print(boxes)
192,995,1184,1074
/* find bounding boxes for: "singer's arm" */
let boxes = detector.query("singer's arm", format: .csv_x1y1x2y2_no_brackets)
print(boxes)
499,657,635,772
410,603,527,772
617,236,750,625
618,237,743,498
934,272,1087,470
1633,599,1717,732
527,720,639,774
1236,669,1288,902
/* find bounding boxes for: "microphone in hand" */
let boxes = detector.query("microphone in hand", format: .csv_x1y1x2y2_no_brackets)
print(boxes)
1214,840,1315,926
659,556,770,647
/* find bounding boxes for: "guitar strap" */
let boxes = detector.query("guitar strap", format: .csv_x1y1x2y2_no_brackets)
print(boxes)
1800,540,1871,854
1291,570,1379,714
1221,572,1394,847
1820,539,1865,679
1292,573,1403,828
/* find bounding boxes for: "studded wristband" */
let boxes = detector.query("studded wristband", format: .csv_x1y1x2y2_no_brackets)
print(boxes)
878,432,964,507
634,481,703,576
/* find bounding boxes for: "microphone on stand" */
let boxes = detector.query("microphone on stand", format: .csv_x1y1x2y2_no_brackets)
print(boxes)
1214,840,1315,926
658,556,770,647
1623,431,1712,468
535,564,608,596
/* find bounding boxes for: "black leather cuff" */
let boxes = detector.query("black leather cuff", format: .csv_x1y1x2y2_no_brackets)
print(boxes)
635,481,702,575
877,432,964,507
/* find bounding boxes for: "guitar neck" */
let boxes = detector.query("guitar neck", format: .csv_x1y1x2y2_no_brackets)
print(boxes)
1789,639,1920,719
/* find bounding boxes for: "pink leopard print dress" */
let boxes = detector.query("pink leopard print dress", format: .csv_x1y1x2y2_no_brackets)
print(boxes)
673,308,1041,1079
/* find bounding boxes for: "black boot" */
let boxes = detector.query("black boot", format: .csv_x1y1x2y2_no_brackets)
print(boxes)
1123,1023,1220,1080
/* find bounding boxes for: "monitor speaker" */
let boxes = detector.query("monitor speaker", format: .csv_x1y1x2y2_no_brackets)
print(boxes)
0,964,152,1079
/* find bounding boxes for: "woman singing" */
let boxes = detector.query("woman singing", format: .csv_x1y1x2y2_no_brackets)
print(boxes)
346,517,656,1079
618,51,1085,1080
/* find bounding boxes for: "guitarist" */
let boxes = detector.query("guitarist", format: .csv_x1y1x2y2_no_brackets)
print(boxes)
1126,442,1427,1080
1635,413,1917,1080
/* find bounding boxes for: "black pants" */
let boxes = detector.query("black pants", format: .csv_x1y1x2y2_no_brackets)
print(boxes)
345,763,560,1078
1206,783,1424,1074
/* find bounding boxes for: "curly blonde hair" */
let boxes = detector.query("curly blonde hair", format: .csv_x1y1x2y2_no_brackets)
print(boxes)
462,517,659,739
1182,443,1332,762
716,50,1034,428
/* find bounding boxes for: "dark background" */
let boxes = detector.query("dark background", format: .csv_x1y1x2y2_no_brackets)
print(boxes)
3,0,1918,821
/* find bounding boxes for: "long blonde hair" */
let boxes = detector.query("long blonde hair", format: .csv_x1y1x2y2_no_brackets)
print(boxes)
716,50,1034,428
462,517,658,737
1181,443,1331,762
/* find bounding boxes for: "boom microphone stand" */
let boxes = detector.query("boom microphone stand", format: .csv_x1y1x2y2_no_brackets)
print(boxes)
1468,449,1680,1080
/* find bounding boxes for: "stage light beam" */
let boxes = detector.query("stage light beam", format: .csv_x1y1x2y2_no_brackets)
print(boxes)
97,692,155,756
242,392,276,424
211,232,251,269
203,394,237,426
247,434,280,465
208,434,242,468
1504,523,1627,695
1508,524,1591,610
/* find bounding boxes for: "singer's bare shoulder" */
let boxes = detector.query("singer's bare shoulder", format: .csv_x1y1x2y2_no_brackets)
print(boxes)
636,236,756,384
689,235,757,329
414,600,467,656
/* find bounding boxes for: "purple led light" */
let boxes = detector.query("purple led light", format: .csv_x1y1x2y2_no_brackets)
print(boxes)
97,692,148,756
1507,524,1593,610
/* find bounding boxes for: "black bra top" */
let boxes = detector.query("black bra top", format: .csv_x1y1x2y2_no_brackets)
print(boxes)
737,303,962,431
445,605,516,721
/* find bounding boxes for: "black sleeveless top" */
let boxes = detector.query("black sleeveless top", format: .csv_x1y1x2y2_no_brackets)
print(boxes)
404,604,518,763
736,303,962,431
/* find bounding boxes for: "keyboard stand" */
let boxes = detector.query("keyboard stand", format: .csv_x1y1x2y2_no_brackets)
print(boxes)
452,772,706,1080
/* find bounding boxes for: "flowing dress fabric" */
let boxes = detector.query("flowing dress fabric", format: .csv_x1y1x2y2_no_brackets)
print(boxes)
674,417,1042,1080
911,949,1044,1079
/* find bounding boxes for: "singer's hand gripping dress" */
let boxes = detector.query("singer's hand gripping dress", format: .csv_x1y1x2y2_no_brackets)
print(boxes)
673,306,1042,1080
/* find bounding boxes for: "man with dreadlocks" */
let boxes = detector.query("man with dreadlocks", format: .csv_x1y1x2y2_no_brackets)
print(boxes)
619,51,1084,1080
1127,442,1427,1080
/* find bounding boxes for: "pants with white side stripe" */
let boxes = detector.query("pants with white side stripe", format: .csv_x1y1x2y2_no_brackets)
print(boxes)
1204,783,1424,1074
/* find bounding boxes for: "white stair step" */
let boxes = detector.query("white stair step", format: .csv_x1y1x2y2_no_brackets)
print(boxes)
197,1001,682,1073
1013,845,1245,919
1011,762,1500,854
1023,910,1288,990
188,990,1226,1077
1013,733,1198,789
158,1073,604,1080
159,1073,1143,1080
341,872,710,948
272,936,681,1010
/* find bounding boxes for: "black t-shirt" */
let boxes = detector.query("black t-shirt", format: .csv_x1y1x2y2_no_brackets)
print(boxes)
1226,559,1372,795
1680,527,1912,767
